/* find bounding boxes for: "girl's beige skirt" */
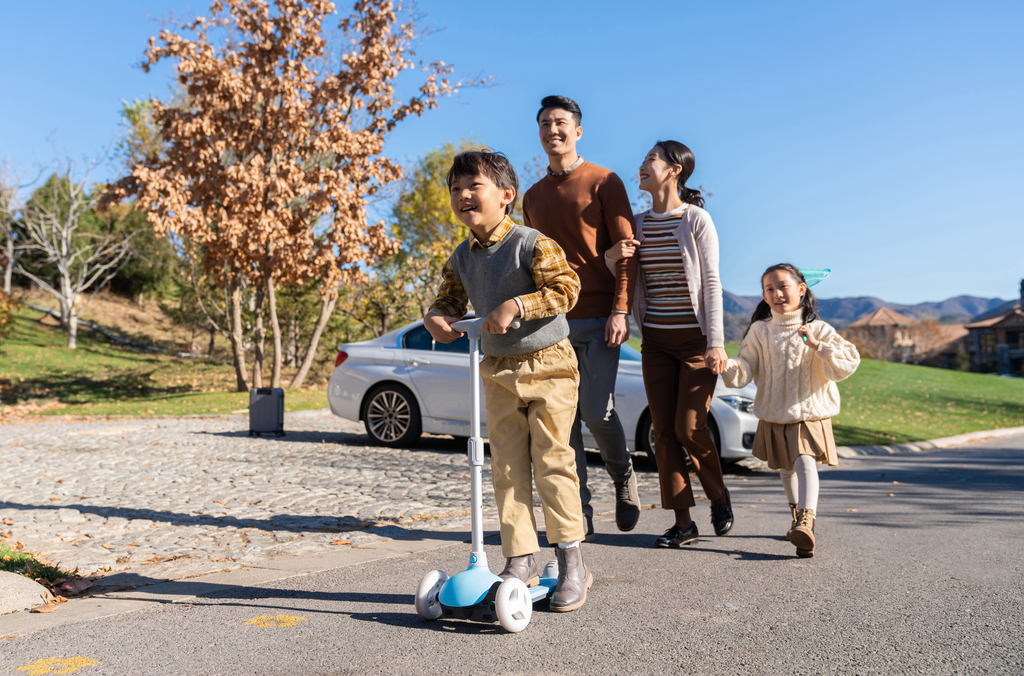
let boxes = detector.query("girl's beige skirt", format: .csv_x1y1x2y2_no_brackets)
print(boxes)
753,419,838,470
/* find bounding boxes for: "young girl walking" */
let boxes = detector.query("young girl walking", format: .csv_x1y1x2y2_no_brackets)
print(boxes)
722,264,860,557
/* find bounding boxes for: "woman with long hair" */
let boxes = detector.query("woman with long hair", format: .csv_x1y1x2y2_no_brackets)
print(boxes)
606,140,732,547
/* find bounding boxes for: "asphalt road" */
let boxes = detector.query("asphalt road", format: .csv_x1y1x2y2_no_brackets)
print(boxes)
1,435,1021,676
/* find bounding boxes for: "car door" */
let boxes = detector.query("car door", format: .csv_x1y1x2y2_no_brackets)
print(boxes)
401,325,475,426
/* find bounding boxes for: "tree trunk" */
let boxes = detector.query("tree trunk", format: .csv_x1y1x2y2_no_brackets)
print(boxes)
207,324,216,357
67,313,78,349
251,284,266,389
228,275,249,392
2,234,12,294
289,291,337,389
266,271,282,388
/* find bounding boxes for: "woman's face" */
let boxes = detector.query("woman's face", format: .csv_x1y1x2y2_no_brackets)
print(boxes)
638,146,680,193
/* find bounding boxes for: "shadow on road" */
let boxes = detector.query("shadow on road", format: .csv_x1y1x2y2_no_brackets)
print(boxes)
0,500,478,541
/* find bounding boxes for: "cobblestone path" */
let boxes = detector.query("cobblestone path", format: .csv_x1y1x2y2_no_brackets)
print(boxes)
0,410,661,587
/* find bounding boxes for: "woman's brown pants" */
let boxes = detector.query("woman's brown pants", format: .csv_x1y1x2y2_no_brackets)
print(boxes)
641,326,727,510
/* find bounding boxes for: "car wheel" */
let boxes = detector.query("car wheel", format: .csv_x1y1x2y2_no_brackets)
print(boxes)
708,415,726,463
637,411,657,470
363,383,422,447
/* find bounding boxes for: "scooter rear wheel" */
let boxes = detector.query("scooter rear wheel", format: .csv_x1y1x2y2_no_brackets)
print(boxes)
414,570,449,620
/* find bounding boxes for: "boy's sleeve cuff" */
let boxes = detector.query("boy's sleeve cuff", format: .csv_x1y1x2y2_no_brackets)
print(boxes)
514,297,525,318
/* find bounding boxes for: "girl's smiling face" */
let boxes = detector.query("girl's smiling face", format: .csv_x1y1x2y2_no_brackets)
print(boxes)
762,270,807,314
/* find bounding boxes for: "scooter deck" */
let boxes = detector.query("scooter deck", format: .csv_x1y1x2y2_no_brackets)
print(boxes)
529,577,557,604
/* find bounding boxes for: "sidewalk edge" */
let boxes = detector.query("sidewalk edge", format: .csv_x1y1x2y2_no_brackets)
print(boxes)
836,425,1024,459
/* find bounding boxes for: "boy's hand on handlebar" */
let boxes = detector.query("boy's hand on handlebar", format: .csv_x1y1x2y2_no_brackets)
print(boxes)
424,314,463,343
607,238,641,261
484,299,520,335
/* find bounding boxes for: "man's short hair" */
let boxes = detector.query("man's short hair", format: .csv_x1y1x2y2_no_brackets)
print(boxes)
536,95,582,126
446,149,520,216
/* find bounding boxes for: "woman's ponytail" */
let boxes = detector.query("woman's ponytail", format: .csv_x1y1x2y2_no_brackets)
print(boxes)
655,140,705,209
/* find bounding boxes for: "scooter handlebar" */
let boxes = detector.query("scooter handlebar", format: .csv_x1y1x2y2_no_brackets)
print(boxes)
450,316,521,338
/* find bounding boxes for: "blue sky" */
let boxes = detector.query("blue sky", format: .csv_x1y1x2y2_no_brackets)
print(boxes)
2,1,1021,303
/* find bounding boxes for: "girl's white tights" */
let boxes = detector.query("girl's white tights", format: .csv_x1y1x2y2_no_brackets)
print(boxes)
779,455,819,512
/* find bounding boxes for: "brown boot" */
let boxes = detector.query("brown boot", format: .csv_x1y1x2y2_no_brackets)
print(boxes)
790,508,816,558
499,553,541,587
550,545,593,612
786,503,798,540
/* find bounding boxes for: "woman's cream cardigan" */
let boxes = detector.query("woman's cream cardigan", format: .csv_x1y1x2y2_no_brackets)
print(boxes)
605,203,725,347
722,309,861,424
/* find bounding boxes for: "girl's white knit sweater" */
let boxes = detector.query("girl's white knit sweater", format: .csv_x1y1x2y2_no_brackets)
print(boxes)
722,309,861,424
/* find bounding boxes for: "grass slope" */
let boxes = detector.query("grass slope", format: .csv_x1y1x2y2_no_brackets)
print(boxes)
0,308,329,418
626,337,1023,447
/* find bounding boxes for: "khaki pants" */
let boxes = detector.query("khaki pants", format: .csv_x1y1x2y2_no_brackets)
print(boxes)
480,338,585,557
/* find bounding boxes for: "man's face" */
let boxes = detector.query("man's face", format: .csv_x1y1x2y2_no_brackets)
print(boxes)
538,107,582,158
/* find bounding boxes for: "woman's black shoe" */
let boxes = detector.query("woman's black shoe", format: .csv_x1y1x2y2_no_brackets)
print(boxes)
655,522,699,548
711,486,734,536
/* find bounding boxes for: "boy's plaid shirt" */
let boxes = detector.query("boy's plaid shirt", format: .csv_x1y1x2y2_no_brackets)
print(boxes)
429,216,580,320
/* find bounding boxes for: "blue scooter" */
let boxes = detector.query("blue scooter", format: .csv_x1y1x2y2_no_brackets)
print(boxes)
413,316,558,633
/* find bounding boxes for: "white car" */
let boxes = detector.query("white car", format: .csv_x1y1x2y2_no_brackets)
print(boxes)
327,319,759,466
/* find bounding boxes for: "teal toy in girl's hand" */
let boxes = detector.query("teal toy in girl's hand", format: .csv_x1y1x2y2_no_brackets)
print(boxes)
798,268,831,288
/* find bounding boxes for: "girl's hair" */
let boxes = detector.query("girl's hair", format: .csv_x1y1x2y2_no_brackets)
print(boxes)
747,263,820,331
446,149,520,215
654,140,704,208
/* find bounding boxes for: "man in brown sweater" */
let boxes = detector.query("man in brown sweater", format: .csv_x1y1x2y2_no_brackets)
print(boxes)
522,95,641,538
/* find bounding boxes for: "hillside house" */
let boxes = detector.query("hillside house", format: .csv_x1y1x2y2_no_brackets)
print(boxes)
965,280,1024,376
846,307,968,367
846,307,916,361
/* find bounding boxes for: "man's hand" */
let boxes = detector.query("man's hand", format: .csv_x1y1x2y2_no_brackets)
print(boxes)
424,313,463,343
484,299,520,335
704,346,728,374
605,313,629,347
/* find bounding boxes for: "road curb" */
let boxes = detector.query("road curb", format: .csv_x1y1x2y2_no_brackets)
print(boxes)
0,526,501,638
836,425,1024,459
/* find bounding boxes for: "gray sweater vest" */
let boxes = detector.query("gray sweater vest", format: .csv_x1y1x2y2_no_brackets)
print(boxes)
450,225,569,357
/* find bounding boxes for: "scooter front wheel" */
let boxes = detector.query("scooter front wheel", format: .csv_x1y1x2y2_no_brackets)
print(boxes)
495,578,532,633
414,570,449,620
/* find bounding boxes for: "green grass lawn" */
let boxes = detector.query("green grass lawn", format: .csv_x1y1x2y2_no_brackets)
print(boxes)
0,309,329,418
626,337,1023,447
0,540,76,585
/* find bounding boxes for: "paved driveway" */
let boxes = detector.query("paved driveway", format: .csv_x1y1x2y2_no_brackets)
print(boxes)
1,410,670,587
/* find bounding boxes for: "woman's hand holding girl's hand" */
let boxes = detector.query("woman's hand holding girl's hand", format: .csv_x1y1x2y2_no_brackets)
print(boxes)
607,238,641,261
704,347,728,374
797,325,820,350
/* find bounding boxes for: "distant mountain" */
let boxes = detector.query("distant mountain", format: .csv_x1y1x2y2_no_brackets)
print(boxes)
719,292,1008,337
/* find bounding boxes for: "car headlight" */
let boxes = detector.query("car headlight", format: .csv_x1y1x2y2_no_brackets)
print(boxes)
718,395,755,414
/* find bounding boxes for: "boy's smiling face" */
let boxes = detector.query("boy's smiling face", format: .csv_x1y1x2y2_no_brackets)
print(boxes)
449,172,516,239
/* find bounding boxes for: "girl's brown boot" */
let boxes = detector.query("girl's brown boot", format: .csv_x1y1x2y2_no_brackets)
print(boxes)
786,503,798,540
790,508,816,558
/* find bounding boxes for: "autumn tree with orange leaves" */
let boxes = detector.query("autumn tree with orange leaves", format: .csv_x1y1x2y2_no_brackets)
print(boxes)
105,0,474,390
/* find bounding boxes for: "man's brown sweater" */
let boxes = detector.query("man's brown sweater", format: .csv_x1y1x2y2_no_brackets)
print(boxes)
522,161,637,319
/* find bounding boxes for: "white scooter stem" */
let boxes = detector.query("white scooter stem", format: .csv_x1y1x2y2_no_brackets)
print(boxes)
449,316,520,568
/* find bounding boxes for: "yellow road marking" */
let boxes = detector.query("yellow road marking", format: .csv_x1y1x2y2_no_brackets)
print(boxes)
244,614,307,628
16,657,100,675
